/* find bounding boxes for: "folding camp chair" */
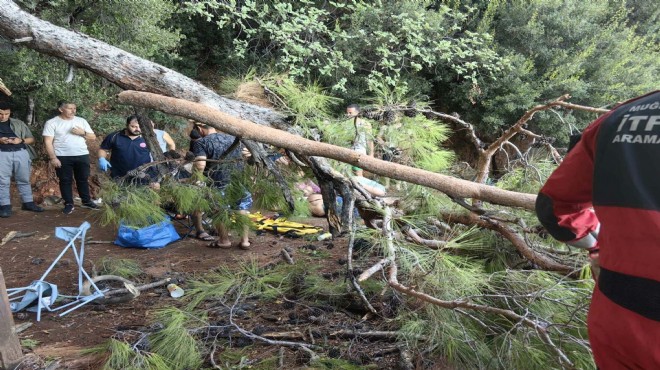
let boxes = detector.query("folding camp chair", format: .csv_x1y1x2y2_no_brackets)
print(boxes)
7,222,105,321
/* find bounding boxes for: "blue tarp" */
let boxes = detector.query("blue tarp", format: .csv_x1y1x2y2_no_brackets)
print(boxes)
115,219,180,249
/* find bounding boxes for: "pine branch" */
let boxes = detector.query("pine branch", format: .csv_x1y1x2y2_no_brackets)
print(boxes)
118,90,538,210
381,207,576,369
441,211,577,276
346,193,378,315
403,228,447,249
417,96,608,184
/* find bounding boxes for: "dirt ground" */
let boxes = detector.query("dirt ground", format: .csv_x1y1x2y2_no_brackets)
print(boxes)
1,196,407,369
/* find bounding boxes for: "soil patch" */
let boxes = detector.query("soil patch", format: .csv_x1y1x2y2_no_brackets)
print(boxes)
2,203,405,369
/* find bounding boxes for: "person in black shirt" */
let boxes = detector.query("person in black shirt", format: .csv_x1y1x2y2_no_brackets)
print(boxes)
98,115,157,186
192,123,252,249
0,100,43,217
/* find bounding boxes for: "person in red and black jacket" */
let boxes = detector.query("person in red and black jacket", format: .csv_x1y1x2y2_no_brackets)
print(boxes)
536,90,660,368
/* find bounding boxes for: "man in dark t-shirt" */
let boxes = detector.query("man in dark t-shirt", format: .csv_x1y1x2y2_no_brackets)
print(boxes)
98,115,155,185
192,123,252,249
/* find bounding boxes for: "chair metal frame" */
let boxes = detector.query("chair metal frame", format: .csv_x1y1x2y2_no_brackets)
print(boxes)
7,222,105,321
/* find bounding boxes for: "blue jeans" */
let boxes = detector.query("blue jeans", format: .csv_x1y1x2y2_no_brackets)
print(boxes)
55,155,92,205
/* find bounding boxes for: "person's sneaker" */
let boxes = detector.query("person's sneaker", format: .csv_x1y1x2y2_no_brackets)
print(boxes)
0,205,11,218
21,202,44,212
62,204,74,214
81,202,100,210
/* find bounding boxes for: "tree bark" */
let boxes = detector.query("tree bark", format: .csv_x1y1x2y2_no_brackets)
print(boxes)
441,212,577,275
0,267,23,370
26,96,35,126
0,0,287,128
118,91,538,210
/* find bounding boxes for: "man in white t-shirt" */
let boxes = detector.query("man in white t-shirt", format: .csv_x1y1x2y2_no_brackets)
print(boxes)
43,101,99,214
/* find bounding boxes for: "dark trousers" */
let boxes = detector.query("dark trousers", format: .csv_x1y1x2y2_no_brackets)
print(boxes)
55,155,91,205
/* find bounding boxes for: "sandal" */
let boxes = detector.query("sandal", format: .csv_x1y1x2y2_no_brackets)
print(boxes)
207,241,232,249
195,231,216,242
239,241,251,250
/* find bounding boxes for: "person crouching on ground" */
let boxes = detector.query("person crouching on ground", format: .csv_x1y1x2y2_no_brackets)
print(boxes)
193,123,252,249
0,100,43,217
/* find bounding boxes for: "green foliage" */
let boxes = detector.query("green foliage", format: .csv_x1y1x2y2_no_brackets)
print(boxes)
98,257,143,279
99,182,167,228
149,308,204,370
454,228,522,273
212,346,274,369
381,115,454,171
99,168,256,233
92,112,130,138
183,0,506,96
246,165,295,214
440,0,659,141
94,339,134,370
395,267,595,369
310,357,378,369
495,153,557,194
398,184,457,216
18,0,181,59
20,339,39,350
354,222,595,369
315,117,357,152
260,75,343,120
160,182,213,215
186,260,293,309
185,265,238,310
86,338,172,370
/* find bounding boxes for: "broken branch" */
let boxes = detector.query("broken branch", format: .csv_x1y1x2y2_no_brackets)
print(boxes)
382,207,575,369
117,91,537,211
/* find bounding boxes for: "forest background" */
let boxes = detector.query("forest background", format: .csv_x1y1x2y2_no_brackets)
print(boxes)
0,0,658,369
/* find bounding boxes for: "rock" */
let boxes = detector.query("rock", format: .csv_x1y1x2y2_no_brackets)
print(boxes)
301,244,317,251
262,315,279,322
328,347,341,358
56,258,71,267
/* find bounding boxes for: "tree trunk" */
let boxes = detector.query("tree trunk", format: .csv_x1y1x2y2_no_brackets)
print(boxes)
118,91,538,210
0,267,23,370
0,0,287,128
25,96,35,126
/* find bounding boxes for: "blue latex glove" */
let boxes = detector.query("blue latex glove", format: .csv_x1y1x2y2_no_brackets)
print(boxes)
98,157,112,171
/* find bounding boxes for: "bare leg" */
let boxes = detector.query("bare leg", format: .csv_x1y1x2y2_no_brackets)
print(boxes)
213,223,232,248
190,211,215,241
192,211,204,234
238,210,250,249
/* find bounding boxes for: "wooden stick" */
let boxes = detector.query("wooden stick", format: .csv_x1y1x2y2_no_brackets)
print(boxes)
280,249,294,265
0,267,23,369
357,258,391,282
